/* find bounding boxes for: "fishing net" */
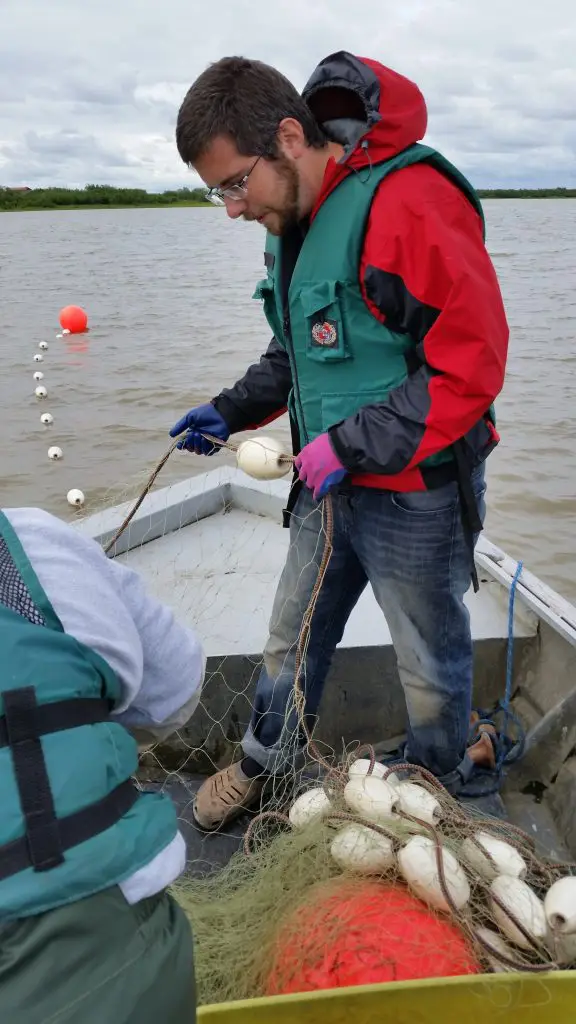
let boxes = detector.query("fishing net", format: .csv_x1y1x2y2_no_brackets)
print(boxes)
169,752,576,1006
67,432,576,1007
72,431,340,794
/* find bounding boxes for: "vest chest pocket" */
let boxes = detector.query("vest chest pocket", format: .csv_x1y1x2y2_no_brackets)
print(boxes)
297,280,350,363
252,277,284,345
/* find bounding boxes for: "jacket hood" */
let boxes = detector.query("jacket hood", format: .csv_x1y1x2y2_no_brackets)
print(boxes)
302,51,428,168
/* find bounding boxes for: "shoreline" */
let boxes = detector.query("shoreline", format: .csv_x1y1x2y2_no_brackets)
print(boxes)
2,183,576,214
2,195,576,213
0,201,213,212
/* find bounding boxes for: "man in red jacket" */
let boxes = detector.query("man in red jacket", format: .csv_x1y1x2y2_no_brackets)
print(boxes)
171,51,509,830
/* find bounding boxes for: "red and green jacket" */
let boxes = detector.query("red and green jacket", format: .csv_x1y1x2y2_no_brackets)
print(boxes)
212,50,509,494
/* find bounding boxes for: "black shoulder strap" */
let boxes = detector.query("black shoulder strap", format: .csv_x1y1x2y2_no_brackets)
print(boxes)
1,688,126,878
0,777,138,881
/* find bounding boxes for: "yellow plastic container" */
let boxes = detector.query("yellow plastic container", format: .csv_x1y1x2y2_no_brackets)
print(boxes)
198,972,576,1023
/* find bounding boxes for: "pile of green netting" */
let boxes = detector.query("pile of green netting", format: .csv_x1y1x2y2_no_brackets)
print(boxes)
171,762,576,1008
173,818,340,1004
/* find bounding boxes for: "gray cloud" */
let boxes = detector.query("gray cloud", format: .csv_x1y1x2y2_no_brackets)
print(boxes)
1,0,575,189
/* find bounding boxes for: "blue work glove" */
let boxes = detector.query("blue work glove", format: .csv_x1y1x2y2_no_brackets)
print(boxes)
169,403,230,455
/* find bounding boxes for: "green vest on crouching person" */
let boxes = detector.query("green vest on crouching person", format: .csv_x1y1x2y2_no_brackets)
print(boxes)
0,511,178,920
252,141,498,482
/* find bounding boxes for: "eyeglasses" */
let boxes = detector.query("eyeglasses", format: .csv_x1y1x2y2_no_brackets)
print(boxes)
205,154,263,205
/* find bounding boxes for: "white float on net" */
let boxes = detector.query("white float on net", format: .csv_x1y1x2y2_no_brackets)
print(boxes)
236,436,292,481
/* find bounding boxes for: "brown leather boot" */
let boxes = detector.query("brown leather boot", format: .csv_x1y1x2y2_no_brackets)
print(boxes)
192,761,266,831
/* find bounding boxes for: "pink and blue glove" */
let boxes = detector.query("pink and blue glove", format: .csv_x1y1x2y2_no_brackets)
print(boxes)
294,433,347,501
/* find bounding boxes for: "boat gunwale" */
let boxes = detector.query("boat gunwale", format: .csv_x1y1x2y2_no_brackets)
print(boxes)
73,465,576,646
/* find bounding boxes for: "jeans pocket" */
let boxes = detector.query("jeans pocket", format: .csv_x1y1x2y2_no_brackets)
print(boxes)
391,481,459,516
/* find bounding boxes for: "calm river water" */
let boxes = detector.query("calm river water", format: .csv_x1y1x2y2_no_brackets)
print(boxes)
1,201,575,600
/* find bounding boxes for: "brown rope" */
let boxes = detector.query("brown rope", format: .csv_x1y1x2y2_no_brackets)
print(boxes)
201,431,294,465
395,809,557,973
242,799,559,974
103,430,294,555
292,493,335,774
324,810,401,846
243,811,291,857
104,437,181,554
114,433,573,979
348,744,377,776
472,930,555,975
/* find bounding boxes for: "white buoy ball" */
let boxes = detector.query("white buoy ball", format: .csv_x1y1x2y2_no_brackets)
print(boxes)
544,877,576,936
553,933,576,966
461,832,527,882
48,446,63,460
398,834,470,913
236,436,291,481
62,328,70,335
395,782,442,826
288,788,332,829
489,876,547,949
67,489,85,508
343,775,398,825
330,823,395,875
35,386,48,399
40,413,54,426
348,759,400,788
475,927,516,973
349,758,386,780
33,353,43,363
39,341,49,350
33,371,44,381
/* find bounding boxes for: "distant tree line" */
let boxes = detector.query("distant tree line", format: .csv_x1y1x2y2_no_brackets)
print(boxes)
0,184,211,211
477,187,576,198
1,183,575,212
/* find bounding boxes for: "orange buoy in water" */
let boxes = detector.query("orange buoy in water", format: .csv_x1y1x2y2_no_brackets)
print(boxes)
265,878,480,996
59,305,88,333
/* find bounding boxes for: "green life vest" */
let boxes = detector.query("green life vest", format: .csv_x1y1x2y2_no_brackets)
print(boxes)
253,142,488,470
0,512,178,920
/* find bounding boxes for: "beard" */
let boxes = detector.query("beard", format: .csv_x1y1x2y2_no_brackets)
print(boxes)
244,155,301,236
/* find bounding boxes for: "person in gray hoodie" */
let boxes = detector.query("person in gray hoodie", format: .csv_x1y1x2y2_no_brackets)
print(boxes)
0,505,203,1024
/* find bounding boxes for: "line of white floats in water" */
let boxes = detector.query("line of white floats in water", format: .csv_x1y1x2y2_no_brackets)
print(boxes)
32,339,85,508
288,758,576,967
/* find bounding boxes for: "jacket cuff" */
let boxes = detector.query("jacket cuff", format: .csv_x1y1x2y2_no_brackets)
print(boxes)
211,395,250,435
327,424,361,473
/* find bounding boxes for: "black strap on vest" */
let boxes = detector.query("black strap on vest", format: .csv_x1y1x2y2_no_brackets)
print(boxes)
0,695,113,749
0,777,138,882
1,687,133,877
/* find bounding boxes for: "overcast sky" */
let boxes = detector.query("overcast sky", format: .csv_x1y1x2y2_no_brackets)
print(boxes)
1,0,574,191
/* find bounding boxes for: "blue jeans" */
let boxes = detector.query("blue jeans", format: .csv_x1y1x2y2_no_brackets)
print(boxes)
242,468,487,793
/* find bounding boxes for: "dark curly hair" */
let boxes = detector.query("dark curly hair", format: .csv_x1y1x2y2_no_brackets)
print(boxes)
176,56,326,164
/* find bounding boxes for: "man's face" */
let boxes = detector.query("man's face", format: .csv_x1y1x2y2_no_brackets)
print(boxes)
194,134,301,236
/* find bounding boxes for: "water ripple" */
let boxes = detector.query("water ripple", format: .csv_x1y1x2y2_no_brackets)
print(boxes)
1,200,575,601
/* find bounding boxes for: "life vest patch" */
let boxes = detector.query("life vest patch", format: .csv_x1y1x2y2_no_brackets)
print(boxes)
311,319,338,348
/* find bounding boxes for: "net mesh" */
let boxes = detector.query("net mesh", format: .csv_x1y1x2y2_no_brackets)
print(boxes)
172,769,576,1005
73,438,576,1008
81,435,337,793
